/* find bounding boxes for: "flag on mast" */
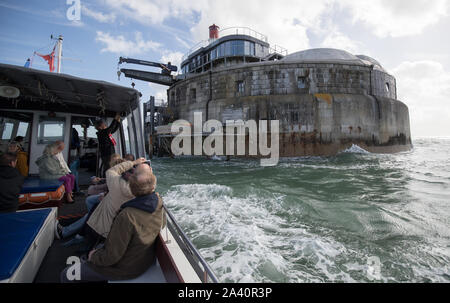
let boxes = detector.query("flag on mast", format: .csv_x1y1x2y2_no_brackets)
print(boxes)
36,45,56,72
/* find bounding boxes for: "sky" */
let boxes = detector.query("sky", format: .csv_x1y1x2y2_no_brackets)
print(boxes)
0,0,449,138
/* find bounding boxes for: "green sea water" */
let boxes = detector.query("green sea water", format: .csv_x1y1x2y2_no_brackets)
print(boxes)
151,138,450,282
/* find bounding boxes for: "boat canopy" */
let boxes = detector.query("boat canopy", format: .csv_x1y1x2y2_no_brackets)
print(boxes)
0,63,141,117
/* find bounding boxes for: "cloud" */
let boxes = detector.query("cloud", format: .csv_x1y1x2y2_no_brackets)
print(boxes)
339,0,449,37
160,51,184,71
103,0,206,25
99,0,335,54
392,60,450,137
82,5,116,23
320,27,365,54
188,0,334,54
148,83,169,105
95,31,161,55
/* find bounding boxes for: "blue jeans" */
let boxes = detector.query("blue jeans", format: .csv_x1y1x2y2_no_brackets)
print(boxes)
85,194,101,213
69,159,80,192
61,194,101,239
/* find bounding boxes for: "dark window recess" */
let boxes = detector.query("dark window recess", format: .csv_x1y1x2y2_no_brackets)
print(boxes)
190,88,197,102
385,82,390,93
291,112,299,123
298,76,306,89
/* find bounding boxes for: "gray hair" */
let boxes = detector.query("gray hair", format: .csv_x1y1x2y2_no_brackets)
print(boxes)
43,142,60,155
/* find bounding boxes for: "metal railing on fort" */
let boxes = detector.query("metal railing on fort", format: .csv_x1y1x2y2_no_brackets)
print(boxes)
163,204,219,283
181,26,270,63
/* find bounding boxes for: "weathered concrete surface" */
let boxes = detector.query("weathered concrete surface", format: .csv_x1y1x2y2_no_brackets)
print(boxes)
167,58,411,156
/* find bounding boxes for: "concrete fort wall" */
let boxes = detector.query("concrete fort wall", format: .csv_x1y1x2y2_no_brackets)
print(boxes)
167,61,411,156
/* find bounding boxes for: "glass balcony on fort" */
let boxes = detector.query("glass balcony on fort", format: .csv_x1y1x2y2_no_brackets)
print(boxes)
181,34,275,74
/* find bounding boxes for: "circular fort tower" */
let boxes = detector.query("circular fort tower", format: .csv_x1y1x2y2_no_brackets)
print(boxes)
166,27,412,157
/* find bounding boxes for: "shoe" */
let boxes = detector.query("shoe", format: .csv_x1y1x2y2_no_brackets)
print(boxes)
54,221,63,240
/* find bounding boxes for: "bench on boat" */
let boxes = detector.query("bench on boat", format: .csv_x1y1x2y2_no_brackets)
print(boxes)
19,177,65,210
0,208,57,283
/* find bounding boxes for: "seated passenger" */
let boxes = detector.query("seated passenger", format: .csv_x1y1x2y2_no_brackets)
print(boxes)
124,154,135,161
61,164,165,282
7,141,28,176
0,152,25,213
83,158,149,248
35,141,75,203
55,158,127,240
87,155,122,196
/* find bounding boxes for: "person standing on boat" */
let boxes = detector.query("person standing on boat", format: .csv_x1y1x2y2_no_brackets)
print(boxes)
94,114,121,177
7,141,28,177
60,163,165,282
35,141,75,203
0,152,25,213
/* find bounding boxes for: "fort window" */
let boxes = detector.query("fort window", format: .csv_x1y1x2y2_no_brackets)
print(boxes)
385,82,390,93
236,81,245,93
190,88,197,103
291,112,299,123
298,76,306,89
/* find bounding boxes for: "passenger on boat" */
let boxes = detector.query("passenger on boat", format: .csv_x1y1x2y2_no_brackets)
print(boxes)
35,141,75,203
7,141,28,177
0,152,25,213
124,153,135,161
94,114,121,177
87,154,121,196
13,136,25,151
55,157,128,240
83,158,150,249
61,164,165,282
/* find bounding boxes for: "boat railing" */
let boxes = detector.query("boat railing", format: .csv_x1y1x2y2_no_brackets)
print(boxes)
163,204,219,283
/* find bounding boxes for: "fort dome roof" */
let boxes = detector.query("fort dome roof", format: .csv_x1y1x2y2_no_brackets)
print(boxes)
282,48,387,72
282,48,360,62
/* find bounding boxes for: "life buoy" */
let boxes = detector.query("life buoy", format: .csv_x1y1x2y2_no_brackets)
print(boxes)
23,185,66,204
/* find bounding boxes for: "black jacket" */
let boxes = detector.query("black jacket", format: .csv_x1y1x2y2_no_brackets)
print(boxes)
97,119,120,157
0,165,25,213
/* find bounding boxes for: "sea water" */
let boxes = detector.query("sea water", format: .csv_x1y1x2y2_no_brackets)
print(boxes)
151,138,450,282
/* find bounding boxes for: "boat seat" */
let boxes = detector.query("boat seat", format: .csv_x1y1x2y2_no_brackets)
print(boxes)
109,260,166,283
0,208,57,283
19,177,65,210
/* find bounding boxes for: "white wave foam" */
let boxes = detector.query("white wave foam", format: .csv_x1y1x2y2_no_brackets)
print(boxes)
162,183,376,282
341,144,370,154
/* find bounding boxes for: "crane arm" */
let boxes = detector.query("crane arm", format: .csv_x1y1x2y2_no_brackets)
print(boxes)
118,57,177,74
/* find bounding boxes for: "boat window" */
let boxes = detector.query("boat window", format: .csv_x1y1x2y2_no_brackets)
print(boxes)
122,118,131,154
1,122,13,140
17,122,29,137
37,116,66,144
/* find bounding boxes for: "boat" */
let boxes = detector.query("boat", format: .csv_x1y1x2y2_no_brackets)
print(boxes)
0,62,218,283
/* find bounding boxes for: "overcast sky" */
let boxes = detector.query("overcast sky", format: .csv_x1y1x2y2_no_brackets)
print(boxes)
0,0,449,137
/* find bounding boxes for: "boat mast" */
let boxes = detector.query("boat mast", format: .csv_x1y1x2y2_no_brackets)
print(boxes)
56,35,63,73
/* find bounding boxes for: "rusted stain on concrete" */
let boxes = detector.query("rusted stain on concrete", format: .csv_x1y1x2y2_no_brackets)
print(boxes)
314,93,333,105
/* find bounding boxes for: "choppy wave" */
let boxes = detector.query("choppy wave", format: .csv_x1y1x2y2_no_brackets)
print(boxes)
154,138,450,282
340,144,370,154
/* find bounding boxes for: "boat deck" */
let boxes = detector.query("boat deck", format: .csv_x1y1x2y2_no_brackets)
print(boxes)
33,183,89,283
